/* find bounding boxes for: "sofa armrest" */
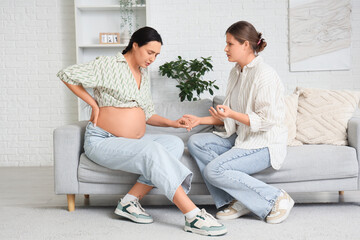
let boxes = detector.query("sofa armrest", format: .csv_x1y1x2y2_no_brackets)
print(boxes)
53,121,88,194
348,116,360,162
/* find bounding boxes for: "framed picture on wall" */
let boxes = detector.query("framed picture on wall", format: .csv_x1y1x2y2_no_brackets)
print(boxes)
99,33,120,44
289,0,351,71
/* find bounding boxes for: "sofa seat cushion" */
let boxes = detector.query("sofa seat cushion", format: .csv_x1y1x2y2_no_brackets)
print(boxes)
78,153,138,184
78,149,204,184
253,145,358,183
78,145,358,185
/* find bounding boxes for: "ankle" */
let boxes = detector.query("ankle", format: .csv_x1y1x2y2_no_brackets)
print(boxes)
122,194,138,204
184,207,200,219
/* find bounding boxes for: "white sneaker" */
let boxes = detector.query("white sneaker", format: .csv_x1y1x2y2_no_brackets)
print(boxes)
184,209,227,236
114,198,153,224
216,200,251,220
266,189,294,224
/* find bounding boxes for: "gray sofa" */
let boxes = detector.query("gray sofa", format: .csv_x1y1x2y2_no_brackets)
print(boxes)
53,96,360,211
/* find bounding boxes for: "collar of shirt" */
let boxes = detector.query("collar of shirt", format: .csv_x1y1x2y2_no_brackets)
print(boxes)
225,55,264,108
116,52,127,62
116,52,147,75
235,56,263,74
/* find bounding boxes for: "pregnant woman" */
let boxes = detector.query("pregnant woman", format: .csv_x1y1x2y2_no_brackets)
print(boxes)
57,27,226,236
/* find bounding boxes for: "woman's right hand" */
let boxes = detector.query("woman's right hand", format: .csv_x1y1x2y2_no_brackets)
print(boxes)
183,114,201,130
62,82,100,126
90,104,100,127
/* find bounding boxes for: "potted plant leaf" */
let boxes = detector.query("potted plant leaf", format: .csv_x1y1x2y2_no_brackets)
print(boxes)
159,56,219,102
119,0,143,37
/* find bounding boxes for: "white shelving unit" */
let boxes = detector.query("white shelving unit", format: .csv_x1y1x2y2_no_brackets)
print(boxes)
74,0,148,120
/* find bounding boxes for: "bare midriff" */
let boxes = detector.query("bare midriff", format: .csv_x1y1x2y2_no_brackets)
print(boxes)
96,106,146,139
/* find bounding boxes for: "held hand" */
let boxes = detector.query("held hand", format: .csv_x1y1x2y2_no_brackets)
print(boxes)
90,104,100,127
173,117,191,130
183,114,201,131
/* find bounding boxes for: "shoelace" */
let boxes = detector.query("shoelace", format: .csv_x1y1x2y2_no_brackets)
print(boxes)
199,209,216,222
132,199,146,213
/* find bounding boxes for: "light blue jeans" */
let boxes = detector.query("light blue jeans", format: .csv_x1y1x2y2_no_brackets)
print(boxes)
84,122,193,201
187,132,280,219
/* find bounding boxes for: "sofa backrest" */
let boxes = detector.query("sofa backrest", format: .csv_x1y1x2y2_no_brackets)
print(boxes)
146,99,215,143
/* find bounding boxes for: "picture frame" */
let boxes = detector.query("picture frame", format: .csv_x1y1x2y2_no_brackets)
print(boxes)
99,33,120,44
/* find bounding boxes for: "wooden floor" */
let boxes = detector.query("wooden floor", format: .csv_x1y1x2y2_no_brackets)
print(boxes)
1,167,360,208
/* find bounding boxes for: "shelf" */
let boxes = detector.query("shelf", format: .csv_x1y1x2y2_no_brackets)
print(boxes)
77,5,146,11
79,44,127,48
75,0,147,121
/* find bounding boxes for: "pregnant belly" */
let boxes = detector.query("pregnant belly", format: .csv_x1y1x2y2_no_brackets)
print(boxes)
96,107,146,139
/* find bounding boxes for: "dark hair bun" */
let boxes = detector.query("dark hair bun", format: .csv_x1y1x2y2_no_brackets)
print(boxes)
257,38,267,52
226,21,267,53
122,27,163,54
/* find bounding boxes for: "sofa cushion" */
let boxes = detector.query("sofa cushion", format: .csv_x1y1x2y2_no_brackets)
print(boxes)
78,153,138,184
146,99,214,143
284,93,302,146
295,87,360,145
78,145,358,185
78,149,205,184
253,145,358,183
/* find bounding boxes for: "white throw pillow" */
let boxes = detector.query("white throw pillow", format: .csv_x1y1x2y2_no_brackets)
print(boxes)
284,93,303,146
295,87,360,145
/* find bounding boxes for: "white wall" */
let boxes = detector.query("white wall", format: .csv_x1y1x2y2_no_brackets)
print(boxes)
0,0,359,166
148,0,360,102
0,0,77,166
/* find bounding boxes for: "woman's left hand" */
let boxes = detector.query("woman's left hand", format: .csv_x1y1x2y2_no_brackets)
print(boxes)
209,105,233,120
173,117,192,131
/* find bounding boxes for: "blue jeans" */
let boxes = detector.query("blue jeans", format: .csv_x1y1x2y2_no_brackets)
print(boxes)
187,132,280,219
84,122,193,201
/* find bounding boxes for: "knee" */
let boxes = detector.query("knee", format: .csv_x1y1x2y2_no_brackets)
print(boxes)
166,135,184,158
203,161,221,185
188,134,201,146
142,137,183,161
171,135,184,151
139,141,160,156
187,133,205,153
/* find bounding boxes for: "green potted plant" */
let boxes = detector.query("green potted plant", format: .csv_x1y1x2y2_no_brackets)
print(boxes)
119,0,143,36
159,56,219,102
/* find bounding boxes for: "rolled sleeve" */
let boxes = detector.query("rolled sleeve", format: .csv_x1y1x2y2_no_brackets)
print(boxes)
57,69,81,85
248,80,279,133
248,112,262,132
56,57,101,88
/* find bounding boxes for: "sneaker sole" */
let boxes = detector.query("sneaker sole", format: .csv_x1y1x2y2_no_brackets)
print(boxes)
114,208,153,224
266,198,295,224
216,209,251,220
184,226,227,236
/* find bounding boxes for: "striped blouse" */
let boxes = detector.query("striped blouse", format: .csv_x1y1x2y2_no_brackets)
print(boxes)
56,53,155,120
214,56,287,170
